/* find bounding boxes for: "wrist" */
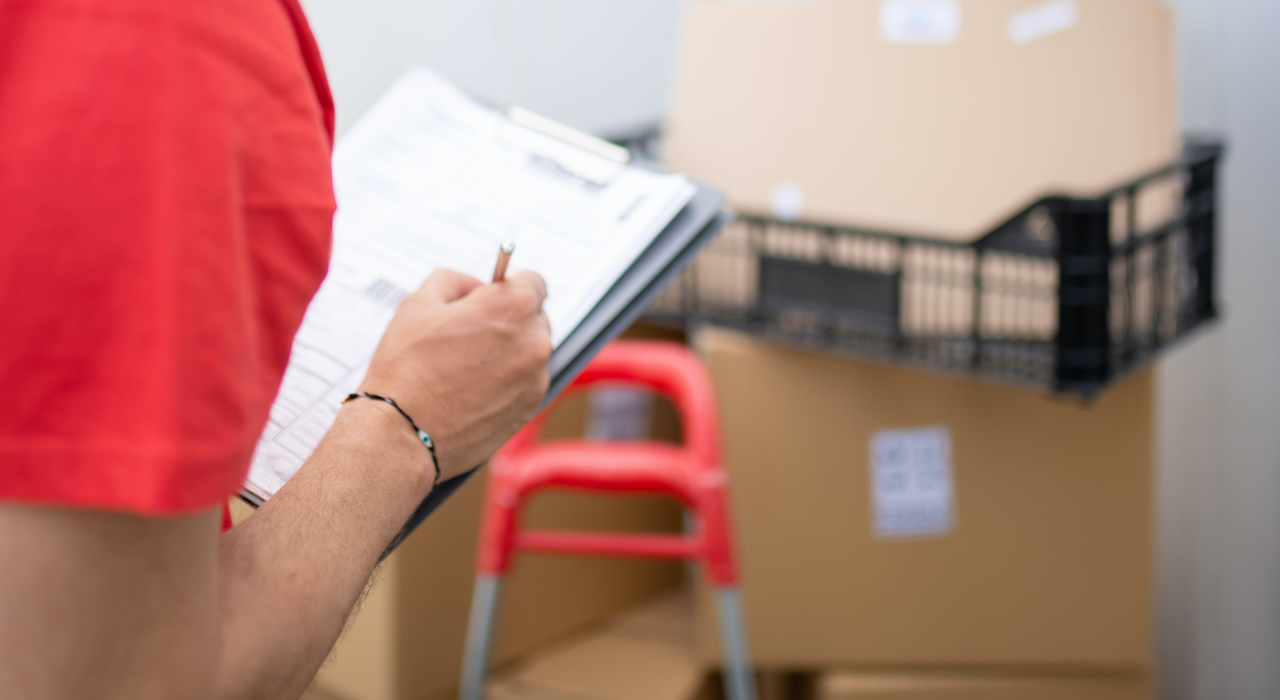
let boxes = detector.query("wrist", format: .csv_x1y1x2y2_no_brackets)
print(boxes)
336,398,437,500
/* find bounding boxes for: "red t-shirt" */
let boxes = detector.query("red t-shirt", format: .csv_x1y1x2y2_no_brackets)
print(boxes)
0,0,336,515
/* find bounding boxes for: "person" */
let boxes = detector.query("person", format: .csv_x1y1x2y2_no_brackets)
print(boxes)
0,0,552,698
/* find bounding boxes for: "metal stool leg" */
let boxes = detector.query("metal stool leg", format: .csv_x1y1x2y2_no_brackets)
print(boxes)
458,575,504,700
715,586,757,700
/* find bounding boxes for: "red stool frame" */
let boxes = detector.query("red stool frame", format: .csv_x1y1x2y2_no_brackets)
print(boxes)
457,341,757,700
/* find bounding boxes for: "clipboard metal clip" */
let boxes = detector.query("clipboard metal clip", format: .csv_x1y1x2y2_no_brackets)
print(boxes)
501,106,631,187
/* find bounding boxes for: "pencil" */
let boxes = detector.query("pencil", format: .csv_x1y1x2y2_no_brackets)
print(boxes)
492,240,515,283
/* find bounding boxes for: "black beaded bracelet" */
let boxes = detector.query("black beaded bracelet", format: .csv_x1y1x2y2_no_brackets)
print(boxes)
342,392,441,489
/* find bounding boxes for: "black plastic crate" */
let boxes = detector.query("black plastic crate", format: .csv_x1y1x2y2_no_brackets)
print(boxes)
643,139,1224,397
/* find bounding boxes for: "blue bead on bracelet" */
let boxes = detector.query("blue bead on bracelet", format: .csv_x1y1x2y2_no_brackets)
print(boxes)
342,392,441,488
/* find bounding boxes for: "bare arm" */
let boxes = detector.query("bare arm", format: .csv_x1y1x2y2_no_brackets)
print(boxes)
0,269,551,700
215,397,436,700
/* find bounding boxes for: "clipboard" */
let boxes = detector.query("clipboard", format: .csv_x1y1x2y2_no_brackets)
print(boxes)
383,178,728,553
237,87,729,554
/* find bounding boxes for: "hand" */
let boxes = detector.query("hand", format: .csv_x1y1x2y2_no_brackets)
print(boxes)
357,268,552,483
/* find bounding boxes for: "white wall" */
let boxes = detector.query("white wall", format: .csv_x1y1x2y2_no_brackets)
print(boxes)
1158,1,1280,699
298,2,1280,698
298,0,685,138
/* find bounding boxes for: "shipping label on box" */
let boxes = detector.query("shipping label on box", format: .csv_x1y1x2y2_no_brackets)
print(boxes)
869,427,955,539
879,0,962,44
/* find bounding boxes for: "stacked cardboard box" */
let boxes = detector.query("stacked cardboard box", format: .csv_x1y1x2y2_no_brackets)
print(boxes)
691,328,1153,674
661,2,1173,693
665,0,1177,239
660,0,1180,345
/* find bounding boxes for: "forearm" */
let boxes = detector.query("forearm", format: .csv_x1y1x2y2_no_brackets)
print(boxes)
214,400,435,700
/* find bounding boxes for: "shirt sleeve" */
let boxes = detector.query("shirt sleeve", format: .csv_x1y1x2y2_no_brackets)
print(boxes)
0,1,275,514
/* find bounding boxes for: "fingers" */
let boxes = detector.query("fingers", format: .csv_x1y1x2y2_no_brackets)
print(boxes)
501,271,553,368
538,308,552,338
504,270,548,312
505,271,551,346
417,269,485,306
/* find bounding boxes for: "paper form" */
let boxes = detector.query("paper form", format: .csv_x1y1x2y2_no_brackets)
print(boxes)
244,69,694,501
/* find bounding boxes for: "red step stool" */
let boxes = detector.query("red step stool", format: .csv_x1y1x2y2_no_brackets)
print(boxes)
458,340,757,700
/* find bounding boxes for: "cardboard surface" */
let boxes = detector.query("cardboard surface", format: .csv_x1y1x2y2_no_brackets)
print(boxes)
665,0,1178,240
486,592,707,700
817,670,1151,700
693,328,1153,668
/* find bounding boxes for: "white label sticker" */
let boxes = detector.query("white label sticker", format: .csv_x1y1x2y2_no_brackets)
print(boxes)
880,0,962,44
771,182,805,221
1007,0,1079,45
870,427,955,538
585,388,653,441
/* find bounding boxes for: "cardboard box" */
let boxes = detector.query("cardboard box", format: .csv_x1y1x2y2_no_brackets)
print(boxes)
817,670,1150,700
664,0,1178,240
693,328,1153,669
485,592,714,700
